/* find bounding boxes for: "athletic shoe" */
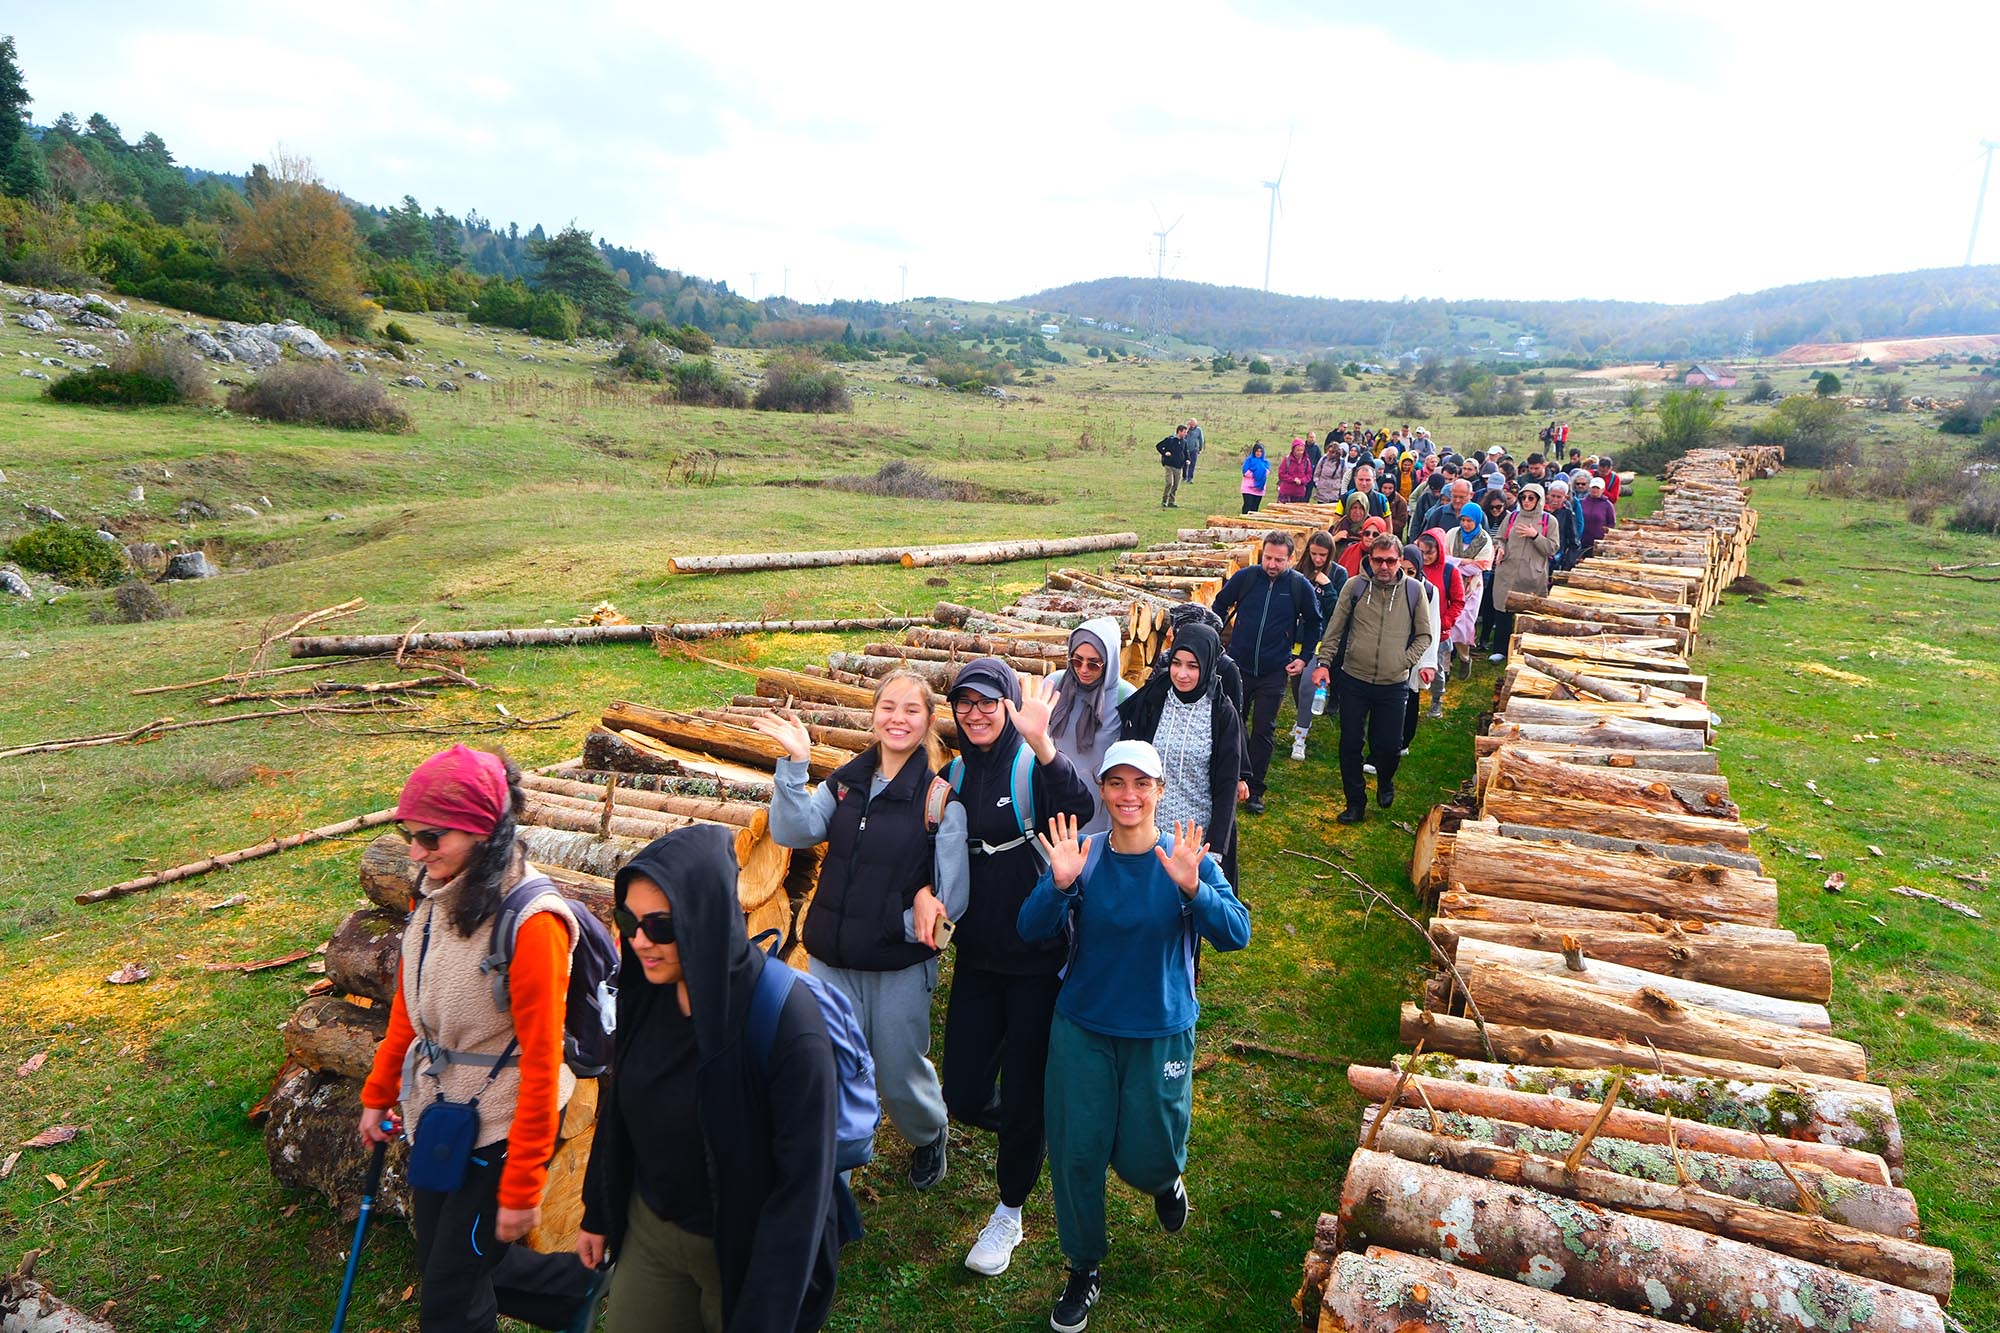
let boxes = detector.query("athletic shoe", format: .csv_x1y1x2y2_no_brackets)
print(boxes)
1457,655,1472,679
1155,1177,1190,1234
1362,763,1377,776
1290,734,1307,762
1427,701,1444,719
1243,797,1265,814
1336,806,1366,825
1399,748,1410,757
1051,1267,1102,1332
1489,652,1505,663
910,1130,948,1190
965,1211,1025,1276
1377,778,1396,808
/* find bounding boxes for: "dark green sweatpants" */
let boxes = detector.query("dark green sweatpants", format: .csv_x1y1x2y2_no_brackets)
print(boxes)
1043,1011,1196,1268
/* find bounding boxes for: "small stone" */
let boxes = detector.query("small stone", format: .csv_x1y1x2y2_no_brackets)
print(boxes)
19,369,49,380
128,484,145,502
0,566,31,598
23,502,64,522
162,551,220,581
395,374,427,388
323,512,345,521
434,379,459,392
227,503,261,518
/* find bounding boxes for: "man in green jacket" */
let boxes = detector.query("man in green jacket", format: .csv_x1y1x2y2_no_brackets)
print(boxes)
1311,533,1434,823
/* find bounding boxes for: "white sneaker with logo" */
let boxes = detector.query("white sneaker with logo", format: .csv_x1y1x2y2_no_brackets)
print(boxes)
1290,734,1307,762
965,1210,1025,1276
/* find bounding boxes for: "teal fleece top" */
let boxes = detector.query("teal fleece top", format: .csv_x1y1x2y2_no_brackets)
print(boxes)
1016,833,1251,1039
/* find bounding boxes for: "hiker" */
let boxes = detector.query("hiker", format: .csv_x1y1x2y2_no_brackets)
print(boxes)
1046,618,1138,838
1409,471,1450,542
1487,483,1559,662
1156,423,1189,509
1276,438,1312,503
577,825,840,1333
1312,443,1349,508
1414,530,1464,719
1336,515,1390,578
1345,464,1390,519
357,745,598,1333
1544,478,1582,572
938,659,1095,1279
1302,432,1323,501
1598,455,1622,503
1444,504,1491,678
1017,744,1252,1333
1398,542,1446,748
1311,534,1435,823
1119,622,1248,897
1581,475,1618,557
754,672,966,1192
1182,418,1203,482
1207,532,1318,815
1333,493,1372,546
1287,530,1348,762
1239,442,1269,513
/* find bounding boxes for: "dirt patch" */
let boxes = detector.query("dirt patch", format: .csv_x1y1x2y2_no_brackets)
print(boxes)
1892,745,2000,780
1771,332,2000,365
1728,575,1774,595
772,461,1052,506
1573,363,1679,382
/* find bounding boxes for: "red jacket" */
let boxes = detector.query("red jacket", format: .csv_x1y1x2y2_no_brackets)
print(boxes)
1277,451,1312,501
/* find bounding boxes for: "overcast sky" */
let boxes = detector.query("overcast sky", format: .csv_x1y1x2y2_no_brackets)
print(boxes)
10,2,2000,307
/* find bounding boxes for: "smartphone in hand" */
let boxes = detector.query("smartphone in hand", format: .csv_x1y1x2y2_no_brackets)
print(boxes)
931,916,956,951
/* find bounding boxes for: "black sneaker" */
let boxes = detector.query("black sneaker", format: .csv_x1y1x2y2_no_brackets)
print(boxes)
1376,778,1396,808
1243,797,1265,815
910,1130,947,1190
1050,1266,1101,1332
1336,806,1365,825
1155,1176,1189,1233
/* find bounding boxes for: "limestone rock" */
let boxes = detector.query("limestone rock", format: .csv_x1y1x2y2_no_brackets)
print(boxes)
0,566,30,598
434,379,459,392
74,310,119,330
466,369,493,382
262,320,337,359
174,498,215,520
185,329,234,362
213,322,282,368
227,503,261,518
163,550,219,580
22,502,64,522
395,374,426,388
18,368,48,380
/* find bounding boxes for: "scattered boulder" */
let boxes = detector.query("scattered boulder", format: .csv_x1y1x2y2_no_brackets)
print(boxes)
163,550,220,580
0,566,30,598
40,357,65,368
0,467,7,483
128,483,145,503
394,374,427,388
213,322,283,368
174,498,216,521
466,369,493,382
185,329,234,362
228,503,261,518
449,358,465,368
23,291,88,318
55,339,102,360
323,512,345,521
22,502,64,522
262,320,338,359
434,379,459,392
18,369,48,380
75,310,120,330
95,529,122,546
259,496,272,508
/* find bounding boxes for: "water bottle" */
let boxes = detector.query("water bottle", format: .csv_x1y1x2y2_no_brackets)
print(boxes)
1311,683,1328,716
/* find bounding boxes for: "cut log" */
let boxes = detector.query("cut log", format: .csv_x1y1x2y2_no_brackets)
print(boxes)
1464,820,1762,871
579,726,776,790
1432,826,1775,924
515,826,648,878
1363,1101,1919,1239
1487,745,1738,820
522,773,763,827
1480,790,1751,853
1308,1245,1687,1333
325,908,405,1002
1482,717,1705,752
282,995,390,1079
528,863,615,931
904,627,1068,659
1362,1124,1948,1299
602,702,850,780
265,1067,411,1222
702,708,875,753
1457,962,1870,1080
1508,660,1707,702
1519,652,1645,701
1431,920,1830,1003
1452,938,1830,1030
1514,633,1689,670
1479,742,1720,772
1390,1052,1899,1168
1498,696,1714,734
667,532,1134,574
360,832,420,912
291,624,663,656
902,532,1141,567
1336,1151,1942,1333
525,1078,598,1255
524,794,691,842
1435,890,1790,940
929,602,1068,637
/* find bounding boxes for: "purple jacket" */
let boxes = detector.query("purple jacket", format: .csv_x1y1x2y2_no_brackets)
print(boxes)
1581,494,1617,547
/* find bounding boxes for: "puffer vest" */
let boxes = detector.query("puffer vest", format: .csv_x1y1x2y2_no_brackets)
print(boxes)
801,750,936,972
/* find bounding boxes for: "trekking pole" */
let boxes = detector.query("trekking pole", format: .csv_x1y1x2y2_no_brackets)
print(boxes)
331,1115,396,1333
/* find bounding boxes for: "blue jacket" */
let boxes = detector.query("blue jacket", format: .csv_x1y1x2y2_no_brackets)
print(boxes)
1210,566,1318,677
1016,833,1251,1038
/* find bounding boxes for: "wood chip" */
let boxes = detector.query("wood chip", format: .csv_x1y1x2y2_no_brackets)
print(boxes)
1823,872,1846,893
1888,885,1983,919
17,1050,48,1077
0,1151,18,1179
22,1124,80,1149
204,893,250,911
105,963,150,985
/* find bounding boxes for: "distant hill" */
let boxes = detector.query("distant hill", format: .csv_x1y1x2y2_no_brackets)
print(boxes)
1020,267,2000,362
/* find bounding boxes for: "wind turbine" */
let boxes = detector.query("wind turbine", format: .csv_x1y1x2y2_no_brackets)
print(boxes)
1151,206,1183,280
1261,130,1292,292
1968,139,1998,267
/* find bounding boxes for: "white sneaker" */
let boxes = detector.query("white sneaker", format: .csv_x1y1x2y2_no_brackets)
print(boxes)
1290,734,1308,762
965,1211,1025,1276
1363,762,1377,776
1488,652,1505,663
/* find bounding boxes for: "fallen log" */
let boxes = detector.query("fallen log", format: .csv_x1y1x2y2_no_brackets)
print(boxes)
904,627,1068,659
1335,1151,1941,1333
602,702,850,780
1453,938,1829,1030
1480,790,1751,853
1435,889,1788,939
200,673,472,706
1309,1246,1687,1333
360,832,419,911
1456,962,1869,1080
1362,1101,1918,1238
78,808,400,905
659,616,928,638
515,826,648,878
1362,1123,1947,1299
4,701,418,762
325,908,405,1002
282,995,390,1079
264,1067,411,1222
1431,826,1776,924
1431,920,1829,1003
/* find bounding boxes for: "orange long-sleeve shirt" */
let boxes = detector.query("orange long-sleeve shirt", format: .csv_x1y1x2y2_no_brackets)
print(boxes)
362,911,570,1211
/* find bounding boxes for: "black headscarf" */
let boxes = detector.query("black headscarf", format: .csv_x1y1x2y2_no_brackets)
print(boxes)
948,656,1024,773
1167,623,1220,703
612,824,754,1057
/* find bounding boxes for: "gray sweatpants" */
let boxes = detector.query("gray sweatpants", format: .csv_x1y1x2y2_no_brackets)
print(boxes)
809,956,947,1147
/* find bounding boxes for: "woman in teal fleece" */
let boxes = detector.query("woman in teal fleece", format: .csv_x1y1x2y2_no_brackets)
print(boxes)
1016,740,1251,1333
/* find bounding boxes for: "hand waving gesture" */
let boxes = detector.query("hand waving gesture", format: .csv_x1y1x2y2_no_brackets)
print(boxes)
748,709,813,764
1035,812,1092,890
1154,820,1210,899
1005,670,1062,762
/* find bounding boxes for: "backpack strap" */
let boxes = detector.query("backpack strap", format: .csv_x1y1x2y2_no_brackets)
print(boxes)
946,755,965,793
1008,744,1037,843
923,774,954,833
745,945,795,1078
480,871,565,1016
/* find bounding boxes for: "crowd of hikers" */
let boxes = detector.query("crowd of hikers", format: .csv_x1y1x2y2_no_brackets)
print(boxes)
353,422,1619,1332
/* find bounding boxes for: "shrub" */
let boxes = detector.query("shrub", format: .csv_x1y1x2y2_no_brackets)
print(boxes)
667,357,747,407
1306,360,1346,391
527,291,581,341
1241,375,1273,394
116,338,211,403
1393,389,1427,419
1946,479,2000,535
1278,380,1304,394
3,523,128,587
1814,371,1842,397
382,320,417,344
96,580,178,623
1622,384,1648,410
1748,395,1851,466
1938,387,1999,436
753,355,850,413
1530,386,1559,411
47,368,182,406
661,323,713,356
1874,378,1907,412
1641,387,1726,453
1247,358,1272,375
1741,376,1777,403
1210,352,1234,374
227,362,414,432
1455,376,1525,417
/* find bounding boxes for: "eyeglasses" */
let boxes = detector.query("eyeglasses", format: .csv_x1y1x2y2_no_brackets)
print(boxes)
1068,654,1104,672
397,823,447,851
613,904,676,945
1367,556,1403,568
951,695,1002,715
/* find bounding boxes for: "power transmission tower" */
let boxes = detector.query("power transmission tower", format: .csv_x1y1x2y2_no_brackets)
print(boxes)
1262,130,1292,292
1968,140,1998,267
1148,209,1182,351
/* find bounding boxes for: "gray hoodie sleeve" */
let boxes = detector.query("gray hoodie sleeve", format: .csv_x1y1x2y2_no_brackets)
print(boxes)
767,757,835,848
902,798,969,944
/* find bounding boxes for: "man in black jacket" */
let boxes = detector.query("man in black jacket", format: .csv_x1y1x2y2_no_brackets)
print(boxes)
580,824,841,1332
1207,533,1318,814
1156,424,1189,509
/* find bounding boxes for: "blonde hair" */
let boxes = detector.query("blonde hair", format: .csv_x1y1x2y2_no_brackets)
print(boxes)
871,669,947,770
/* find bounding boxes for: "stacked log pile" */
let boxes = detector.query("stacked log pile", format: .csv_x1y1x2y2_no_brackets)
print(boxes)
1295,447,1959,1333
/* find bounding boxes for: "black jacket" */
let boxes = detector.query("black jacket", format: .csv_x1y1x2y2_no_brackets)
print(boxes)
584,827,839,1333
1118,672,1245,876
802,748,937,973
1156,433,1189,469
1209,566,1318,678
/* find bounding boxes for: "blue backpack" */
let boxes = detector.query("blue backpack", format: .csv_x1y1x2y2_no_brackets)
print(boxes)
481,873,622,1078
747,934,879,1171
945,743,1040,860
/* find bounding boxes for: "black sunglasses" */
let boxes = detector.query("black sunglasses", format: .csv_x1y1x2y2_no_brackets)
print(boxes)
613,904,676,945
396,822,447,851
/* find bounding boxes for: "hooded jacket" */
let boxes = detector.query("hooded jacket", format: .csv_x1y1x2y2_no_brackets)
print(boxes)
1209,563,1318,678
947,658,1095,976
1491,501,1560,611
1314,566,1435,687
1118,624,1244,880
581,826,839,1333
1239,448,1270,494
1276,443,1312,502
1420,527,1467,634
1045,616,1137,838
1156,431,1189,470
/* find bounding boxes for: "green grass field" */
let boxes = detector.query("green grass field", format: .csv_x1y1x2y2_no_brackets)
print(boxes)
1,305,1995,1331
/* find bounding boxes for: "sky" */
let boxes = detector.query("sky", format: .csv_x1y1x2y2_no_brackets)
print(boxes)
9,2,2000,308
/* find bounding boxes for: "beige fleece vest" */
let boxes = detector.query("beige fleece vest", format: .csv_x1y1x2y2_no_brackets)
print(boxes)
395,854,577,1144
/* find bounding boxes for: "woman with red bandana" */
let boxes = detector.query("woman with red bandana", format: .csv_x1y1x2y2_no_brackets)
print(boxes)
358,745,597,1332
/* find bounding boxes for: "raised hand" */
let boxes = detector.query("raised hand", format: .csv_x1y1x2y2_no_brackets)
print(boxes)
1005,670,1061,760
1154,819,1211,898
749,709,813,764
1035,811,1092,890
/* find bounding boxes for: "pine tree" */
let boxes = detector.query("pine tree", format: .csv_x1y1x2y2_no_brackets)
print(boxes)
0,35,49,197
526,225,629,321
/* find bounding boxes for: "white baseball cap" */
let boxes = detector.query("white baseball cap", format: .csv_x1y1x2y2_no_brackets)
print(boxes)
1097,739,1164,780
1486,445,1505,456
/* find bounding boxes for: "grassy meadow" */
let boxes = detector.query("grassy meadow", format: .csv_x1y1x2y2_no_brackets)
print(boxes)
0,306,1996,1331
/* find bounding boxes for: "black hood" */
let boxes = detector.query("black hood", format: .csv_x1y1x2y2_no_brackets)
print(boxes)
949,655,1025,773
613,824,756,1058
1168,623,1220,702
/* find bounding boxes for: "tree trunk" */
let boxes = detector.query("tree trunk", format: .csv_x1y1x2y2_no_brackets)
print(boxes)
1457,820,1764,872
601,702,851,779
1435,889,1789,940
201,673,473,706
1517,652,1648,701
264,1067,411,1222
1432,920,1830,1003
1472,743,1720,773
522,772,764,827
515,825,648,879
898,532,1140,567
1480,790,1752,853
282,995,390,1079
860,642,1059,674
904,627,1068,659
1307,1245,1688,1333
1497,696,1714,735
1430,826,1776,925
701,709,875,753
360,832,420,912
325,908,405,1002
523,793,693,841
1486,746,1737,819
1515,632,1689,670
77,809,400,904
1452,938,1830,1031
1509,661,1709,701
1364,1085,1918,1239
1455,962,1870,1080
1505,590,1687,630
661,616,929,638
290,624,663,656
1482,718,1706,752
527,862,616,931
1336,1151,1942,1333
1045,568,1184,611
1361,1123,1947,1299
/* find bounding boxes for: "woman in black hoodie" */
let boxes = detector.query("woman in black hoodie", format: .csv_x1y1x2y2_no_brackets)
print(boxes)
577,825,841,1333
